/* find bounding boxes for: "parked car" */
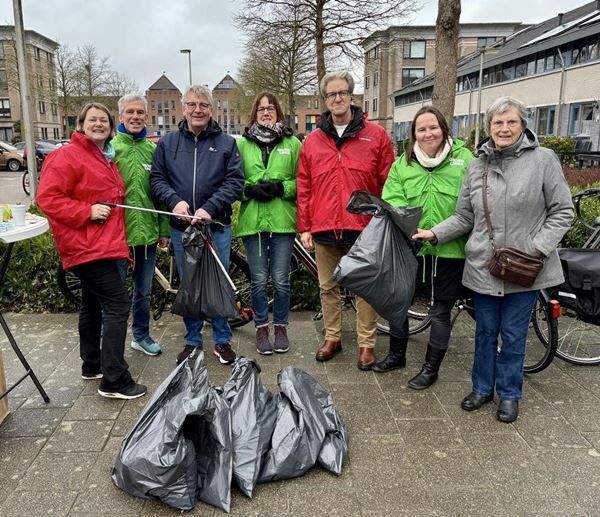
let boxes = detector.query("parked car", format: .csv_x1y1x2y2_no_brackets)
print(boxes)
14,140,58,162
0,141,26,171
40,139,70,147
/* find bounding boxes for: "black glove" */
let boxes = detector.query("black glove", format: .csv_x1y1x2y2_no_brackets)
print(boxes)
244,181,284,201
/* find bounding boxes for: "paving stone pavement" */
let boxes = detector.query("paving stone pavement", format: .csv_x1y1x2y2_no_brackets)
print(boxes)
1,308,600,516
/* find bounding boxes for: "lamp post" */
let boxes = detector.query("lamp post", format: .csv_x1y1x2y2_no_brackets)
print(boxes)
474,47,500,147
180,49,192,85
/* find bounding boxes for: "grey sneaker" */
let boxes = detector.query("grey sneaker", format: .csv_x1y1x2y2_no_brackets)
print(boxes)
256,325,273,355
131,337,162,356
273,324,290,353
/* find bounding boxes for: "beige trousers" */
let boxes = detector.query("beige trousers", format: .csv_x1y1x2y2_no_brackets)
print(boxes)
314,242,378,348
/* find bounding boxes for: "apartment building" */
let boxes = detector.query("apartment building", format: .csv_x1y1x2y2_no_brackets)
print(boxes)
362,22,523,135
0,26,60,142
391,1,600,149
145,74,184,137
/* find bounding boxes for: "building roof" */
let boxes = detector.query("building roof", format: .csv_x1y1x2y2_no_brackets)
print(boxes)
213,74,238,91
0,25,58,50
392,0,600,99
147,74,180,92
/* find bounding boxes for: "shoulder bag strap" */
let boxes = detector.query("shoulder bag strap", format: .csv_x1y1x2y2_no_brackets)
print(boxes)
481,164,497,252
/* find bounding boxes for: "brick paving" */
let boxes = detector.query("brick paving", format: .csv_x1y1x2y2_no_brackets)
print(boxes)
1,308,600,516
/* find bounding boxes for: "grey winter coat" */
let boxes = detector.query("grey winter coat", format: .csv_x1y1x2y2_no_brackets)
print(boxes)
432,129,573,296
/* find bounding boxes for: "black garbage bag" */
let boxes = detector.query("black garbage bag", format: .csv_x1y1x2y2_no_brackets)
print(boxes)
171,225,239,320
223,358,277,497
258,367,349,482
332,190,422,327
111,352,233,513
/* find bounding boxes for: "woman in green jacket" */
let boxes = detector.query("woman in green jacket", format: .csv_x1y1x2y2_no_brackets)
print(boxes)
235,92,301,354
375,106,473,389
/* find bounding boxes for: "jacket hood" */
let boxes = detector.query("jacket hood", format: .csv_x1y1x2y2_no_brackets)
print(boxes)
178,117,222,139
477,127,538,158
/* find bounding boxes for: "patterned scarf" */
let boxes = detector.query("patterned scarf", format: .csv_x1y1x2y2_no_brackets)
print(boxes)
246,122,288,145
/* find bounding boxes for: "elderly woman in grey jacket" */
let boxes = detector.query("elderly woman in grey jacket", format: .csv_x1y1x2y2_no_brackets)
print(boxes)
414,96,573,423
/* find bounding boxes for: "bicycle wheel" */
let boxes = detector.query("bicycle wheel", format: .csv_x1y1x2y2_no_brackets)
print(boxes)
22,172,30,196
56,264,82,307
554,305,600,365
228,252,254,328
523,297,558,374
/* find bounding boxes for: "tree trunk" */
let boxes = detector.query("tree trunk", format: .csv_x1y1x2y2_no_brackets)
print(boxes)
431,0,461,125
315,0,326,85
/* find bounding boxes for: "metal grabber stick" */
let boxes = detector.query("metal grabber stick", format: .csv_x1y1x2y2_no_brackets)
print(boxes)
98,201,237,292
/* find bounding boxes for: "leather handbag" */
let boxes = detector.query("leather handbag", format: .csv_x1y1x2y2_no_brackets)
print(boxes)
482,168,544,288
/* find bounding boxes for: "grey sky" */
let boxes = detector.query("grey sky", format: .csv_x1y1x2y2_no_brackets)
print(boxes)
0,0,589,94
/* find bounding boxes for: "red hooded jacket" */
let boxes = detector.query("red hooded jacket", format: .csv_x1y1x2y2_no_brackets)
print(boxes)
37,131,129,270
297,108,394,235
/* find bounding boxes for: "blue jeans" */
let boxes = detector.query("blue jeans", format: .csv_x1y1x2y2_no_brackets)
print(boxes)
243,232,295,327
472,290,539,400
171,225,233,347
118,244,157,343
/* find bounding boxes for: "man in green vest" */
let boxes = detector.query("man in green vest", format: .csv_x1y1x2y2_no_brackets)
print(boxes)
113,93,170,356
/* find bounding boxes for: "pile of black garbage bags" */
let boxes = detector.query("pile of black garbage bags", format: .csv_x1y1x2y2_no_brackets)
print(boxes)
111,353,348,512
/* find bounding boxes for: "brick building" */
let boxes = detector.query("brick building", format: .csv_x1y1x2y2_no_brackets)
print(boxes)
145,74,183,137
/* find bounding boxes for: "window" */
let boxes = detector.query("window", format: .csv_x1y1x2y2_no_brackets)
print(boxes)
0,98,10,118
501,63,514,81
157,101,162,111
0,128,12,141
0,70,6,88
569,102,594,135
51,103,57,115
41,127,48,139
373,71,379,87
536,106,556,135
314,98,318,110
402,68,425,87
477,37,498,49
0,43,4,59
515,58,527,79
49,78,56,90
53,128,59,139
38,101,46,114
403,40,425,59
305,114,318,132
172,115,176,124
34,47,41,60
150,100,155,110
37,74,43,88
373,98,378,112
151,115,156,124
544,51,556,72
364,76,369,89
364,100,369,113
171,100,175,109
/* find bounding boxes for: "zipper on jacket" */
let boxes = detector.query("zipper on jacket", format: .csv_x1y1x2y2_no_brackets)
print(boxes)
192,136,198,212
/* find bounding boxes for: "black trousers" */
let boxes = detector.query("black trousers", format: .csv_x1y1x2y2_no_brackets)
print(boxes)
71,259,133,391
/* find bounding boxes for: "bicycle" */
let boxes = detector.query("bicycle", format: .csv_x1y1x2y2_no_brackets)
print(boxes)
541,188,600,365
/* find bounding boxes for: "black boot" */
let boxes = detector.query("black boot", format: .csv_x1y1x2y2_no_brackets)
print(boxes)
372,334,407,373
407,345,446,390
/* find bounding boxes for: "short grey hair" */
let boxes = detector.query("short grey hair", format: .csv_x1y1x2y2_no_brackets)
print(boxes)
117,93,147,115
484,96,528,133
319,71,355,98
182,85,213,106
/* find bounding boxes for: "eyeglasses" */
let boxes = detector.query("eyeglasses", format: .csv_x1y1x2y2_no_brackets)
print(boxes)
491,120,521,129
256,106,276,113
324,90,351,101
185,101,211,111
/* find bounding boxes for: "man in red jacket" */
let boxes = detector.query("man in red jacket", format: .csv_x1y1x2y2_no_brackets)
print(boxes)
297,71,394,370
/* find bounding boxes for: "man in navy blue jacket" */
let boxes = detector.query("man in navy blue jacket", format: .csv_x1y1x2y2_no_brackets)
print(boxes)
151,85,244,365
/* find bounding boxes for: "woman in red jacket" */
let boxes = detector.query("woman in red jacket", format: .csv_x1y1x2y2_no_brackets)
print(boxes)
38,102,146,400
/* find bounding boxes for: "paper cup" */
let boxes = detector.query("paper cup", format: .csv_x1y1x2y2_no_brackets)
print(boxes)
11,204,26,227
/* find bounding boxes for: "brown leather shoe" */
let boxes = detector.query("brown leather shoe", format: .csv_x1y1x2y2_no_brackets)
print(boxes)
315,339,342,362
357,346,377,371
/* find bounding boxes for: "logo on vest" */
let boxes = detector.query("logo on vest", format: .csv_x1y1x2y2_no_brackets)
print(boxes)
449,158,465,166
277,148,291,155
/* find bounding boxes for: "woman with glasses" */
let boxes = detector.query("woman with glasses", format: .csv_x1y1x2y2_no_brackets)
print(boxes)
414,97,573,422
234,92,301,354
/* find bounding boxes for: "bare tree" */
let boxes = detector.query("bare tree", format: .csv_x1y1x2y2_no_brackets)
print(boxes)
54,43,78,137
431,0,461,123
238,5,316,128
236,0,420,83
104,71,139,98
74,45,110,97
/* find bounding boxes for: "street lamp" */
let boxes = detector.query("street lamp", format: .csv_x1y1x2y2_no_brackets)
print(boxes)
474,47,500,147
180,49,192,85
